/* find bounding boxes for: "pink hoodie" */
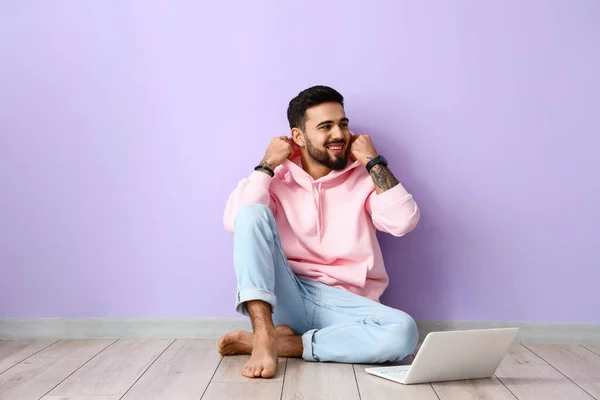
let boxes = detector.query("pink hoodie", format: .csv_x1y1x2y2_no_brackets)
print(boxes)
223,156,419,302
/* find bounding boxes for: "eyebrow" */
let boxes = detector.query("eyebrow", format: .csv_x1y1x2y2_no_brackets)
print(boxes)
316,118,349,128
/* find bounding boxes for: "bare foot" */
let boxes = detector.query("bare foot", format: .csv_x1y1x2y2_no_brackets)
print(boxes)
242,331,278,378
218,325,294,356
218,330,253,355
275,325,295,336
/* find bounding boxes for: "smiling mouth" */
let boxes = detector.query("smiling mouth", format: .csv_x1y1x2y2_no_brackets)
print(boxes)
326,143,344,152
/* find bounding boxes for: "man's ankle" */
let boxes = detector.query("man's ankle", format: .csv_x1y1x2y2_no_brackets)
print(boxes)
254,326,277,339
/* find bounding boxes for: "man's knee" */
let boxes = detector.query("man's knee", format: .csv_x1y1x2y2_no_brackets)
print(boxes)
377,313,419,361
234,204,274,233
391,316,419,357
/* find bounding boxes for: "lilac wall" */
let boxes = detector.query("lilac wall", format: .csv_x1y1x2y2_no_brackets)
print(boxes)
1,1,599,322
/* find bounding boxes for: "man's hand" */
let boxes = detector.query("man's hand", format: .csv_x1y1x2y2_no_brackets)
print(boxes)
260,136,298,170
349,133,378,166
350,133,400,194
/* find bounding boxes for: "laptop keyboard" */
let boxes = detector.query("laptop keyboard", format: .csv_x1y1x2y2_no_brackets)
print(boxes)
378,369,408,380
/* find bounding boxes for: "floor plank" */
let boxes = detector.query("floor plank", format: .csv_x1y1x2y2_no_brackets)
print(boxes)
0,358,99,400
282,358,360,400
524,344,600,398
211,354,286,382
353,364,438,400
202,382,283,400
41,396,121,400
0,340,114,400
202,355,285,400
34,340,117,360
495,344,595,400
121,339,221,400
0,339,57,373
432,376,517,399
46,339,173,397
581,344,600,356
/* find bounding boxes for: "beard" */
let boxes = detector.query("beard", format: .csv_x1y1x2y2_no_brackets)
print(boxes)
304,136,348,170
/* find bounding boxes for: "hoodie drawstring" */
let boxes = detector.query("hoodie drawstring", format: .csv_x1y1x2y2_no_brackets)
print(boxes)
313,182,324,242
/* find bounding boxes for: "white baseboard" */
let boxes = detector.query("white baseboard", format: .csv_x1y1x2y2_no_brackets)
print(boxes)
1,318,599,343
417,320,600,344
0,318,252,340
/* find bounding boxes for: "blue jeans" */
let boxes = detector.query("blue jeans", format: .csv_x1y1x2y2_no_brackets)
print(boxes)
232,204,419,363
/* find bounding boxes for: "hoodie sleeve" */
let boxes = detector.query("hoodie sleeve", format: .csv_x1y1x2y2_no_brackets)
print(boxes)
223,171,276,234
366,182,420,237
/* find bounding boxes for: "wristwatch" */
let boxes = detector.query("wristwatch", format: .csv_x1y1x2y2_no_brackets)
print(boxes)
254,162,275,177
365,155,388,173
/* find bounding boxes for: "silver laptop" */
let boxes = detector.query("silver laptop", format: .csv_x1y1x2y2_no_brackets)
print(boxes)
365,327,519,384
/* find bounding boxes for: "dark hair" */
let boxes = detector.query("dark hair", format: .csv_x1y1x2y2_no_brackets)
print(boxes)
287,85,344,130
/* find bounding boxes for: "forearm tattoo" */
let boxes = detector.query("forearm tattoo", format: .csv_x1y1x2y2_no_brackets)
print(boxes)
369,164,399,191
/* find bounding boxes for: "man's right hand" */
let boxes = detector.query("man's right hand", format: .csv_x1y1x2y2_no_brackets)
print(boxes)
260,136,298,169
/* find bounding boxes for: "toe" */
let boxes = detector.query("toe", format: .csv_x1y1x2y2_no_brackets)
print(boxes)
242,366,251,378
262,366,276,378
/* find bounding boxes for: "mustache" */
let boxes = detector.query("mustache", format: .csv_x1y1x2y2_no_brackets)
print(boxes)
325,139,346,146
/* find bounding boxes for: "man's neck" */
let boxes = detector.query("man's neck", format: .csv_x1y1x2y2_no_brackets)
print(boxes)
300,153,332,181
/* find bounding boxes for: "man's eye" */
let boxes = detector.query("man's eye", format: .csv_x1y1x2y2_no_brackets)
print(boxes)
341,124,348,128
321,125,330,130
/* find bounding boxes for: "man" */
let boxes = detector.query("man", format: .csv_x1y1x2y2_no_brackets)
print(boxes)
219,85,420,378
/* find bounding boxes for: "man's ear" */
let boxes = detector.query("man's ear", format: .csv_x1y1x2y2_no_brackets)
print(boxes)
291,128,304,146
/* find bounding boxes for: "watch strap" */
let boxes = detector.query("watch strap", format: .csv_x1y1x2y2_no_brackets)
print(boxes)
254,163,274,177
365,156,385,173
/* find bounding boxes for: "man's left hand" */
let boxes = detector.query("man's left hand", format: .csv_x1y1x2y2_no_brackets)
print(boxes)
349,133,378,166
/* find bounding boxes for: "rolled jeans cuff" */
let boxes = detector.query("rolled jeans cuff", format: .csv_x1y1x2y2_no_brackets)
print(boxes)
301,329,318,361
236,288,277,316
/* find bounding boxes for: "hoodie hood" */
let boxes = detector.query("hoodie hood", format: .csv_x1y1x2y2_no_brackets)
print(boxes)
278,155,362,241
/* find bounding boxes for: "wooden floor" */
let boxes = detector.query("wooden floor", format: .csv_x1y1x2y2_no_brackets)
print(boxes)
1,339,599,399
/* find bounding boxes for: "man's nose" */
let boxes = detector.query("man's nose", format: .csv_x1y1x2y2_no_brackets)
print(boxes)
331,126,345,140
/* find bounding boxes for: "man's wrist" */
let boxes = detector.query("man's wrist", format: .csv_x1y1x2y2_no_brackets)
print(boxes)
365,154,388,173
361,154,378,166
255,160,276,177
